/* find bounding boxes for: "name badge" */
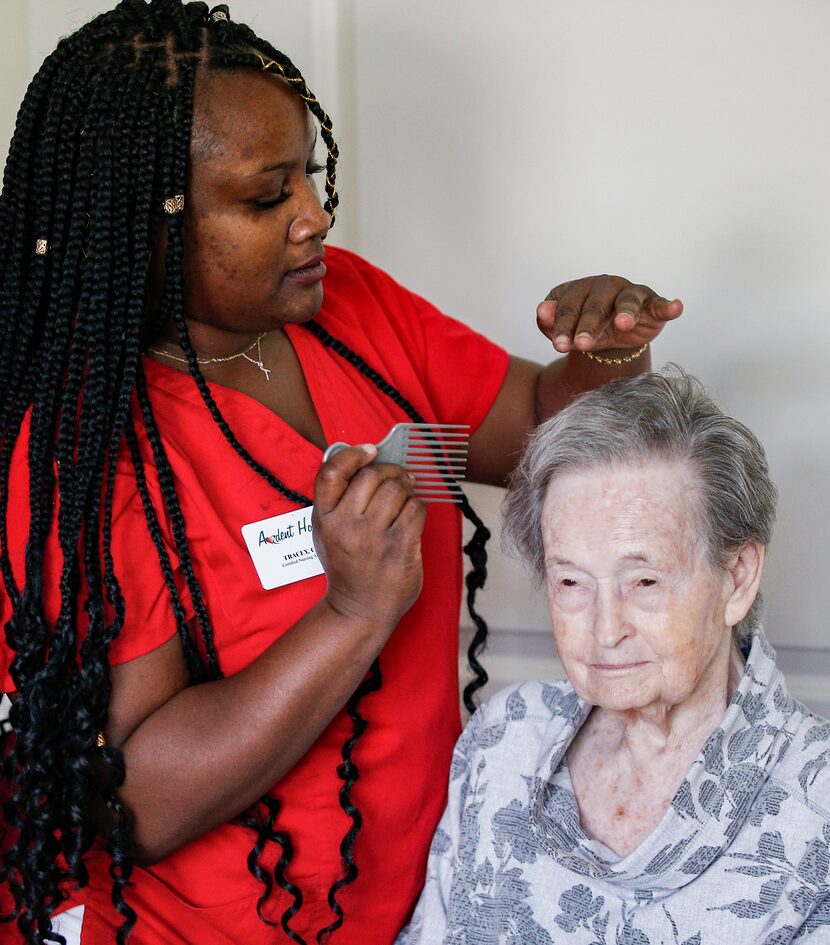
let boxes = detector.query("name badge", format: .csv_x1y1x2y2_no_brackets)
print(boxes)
241,507,325,590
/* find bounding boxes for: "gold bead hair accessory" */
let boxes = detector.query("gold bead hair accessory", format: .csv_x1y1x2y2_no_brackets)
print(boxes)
163,194,185,215
256,55,322,109
583,343,649,365
34,239,50,256
209,9,229,23
96,731,106,748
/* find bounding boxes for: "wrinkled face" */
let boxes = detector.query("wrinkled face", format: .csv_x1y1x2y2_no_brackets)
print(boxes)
182,68,331,333
541,460,735,712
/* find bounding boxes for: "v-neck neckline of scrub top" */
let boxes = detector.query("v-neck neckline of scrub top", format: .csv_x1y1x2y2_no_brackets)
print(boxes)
141,322,336,479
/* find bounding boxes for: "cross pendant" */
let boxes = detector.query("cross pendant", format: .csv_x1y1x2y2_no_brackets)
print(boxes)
258,361,272,382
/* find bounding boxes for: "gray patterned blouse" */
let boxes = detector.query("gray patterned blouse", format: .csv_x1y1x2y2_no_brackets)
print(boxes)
396,629,830,944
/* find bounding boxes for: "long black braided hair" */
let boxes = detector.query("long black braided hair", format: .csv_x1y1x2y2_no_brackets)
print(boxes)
0,2,491,943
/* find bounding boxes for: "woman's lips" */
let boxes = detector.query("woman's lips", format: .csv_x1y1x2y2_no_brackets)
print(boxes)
590,661,649,672
284,258,326,284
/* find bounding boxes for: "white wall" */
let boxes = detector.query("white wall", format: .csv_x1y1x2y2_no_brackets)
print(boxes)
342,0,830,714
0,0,29,155
1,1,828,711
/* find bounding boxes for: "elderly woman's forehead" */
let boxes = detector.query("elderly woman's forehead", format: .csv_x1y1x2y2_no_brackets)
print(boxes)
541,459,702,532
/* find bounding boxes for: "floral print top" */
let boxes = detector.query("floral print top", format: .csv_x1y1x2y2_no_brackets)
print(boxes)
396,629,830,944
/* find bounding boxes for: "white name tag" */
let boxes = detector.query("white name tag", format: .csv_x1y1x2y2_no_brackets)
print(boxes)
241,507,325,590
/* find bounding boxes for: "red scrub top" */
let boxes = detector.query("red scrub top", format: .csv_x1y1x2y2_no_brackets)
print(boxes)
0,248,509,944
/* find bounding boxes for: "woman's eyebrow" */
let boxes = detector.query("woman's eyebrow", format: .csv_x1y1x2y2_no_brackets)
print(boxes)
547,555,577,567
546,553,655,568
250,160,292,177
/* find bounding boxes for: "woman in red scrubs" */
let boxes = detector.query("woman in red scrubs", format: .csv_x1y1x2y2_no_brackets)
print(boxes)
0,2,682,943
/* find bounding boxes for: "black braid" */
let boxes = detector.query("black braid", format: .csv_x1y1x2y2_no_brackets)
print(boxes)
315,660,382,944
124,418,205,679
0,5,218,940
302,320,491,711
1,33,136,944
68,49,157,938
237,797,305,945
4,45,131,943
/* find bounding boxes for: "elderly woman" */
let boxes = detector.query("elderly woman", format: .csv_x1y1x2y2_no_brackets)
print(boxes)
398,371,830,944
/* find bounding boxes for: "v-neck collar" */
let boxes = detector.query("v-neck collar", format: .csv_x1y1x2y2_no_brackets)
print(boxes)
141,323,331,461
529,629,795,897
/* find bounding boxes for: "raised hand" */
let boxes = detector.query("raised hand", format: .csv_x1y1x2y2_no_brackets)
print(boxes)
536,275,684,354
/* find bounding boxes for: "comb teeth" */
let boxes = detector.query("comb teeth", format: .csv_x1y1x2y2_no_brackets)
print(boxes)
405,431,469,438
409,464,466,473
401,425,468,502
321,422,471,504
403,460,467,469
414,487,465,498
411,494,466,504
405,451,467,458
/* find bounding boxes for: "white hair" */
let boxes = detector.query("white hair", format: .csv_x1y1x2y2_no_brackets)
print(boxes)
502,368,777,641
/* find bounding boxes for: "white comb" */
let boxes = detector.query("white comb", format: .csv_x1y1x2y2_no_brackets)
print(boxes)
322,423,469,503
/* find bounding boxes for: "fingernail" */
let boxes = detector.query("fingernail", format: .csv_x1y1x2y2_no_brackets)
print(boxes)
555,335,569,347
359,443,377,456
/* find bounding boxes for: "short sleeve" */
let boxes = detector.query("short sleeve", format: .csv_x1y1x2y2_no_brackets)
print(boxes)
409,296,510,434
104,458,192,667
0,415,187,693
321,249,511,435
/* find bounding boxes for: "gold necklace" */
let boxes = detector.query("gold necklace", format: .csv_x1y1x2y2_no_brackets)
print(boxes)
146,332,271,381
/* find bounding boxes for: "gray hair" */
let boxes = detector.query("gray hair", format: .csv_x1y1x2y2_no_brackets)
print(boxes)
502,368,777,641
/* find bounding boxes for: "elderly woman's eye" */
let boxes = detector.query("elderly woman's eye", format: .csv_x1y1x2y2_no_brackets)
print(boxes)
560,578,579,588
638,577,657,587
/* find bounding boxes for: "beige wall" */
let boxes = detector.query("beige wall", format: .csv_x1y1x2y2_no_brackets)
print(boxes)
2,1,828,708
0,0,30,167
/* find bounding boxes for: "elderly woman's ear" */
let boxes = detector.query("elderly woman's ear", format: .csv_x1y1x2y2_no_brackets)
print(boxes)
723,540,765,629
